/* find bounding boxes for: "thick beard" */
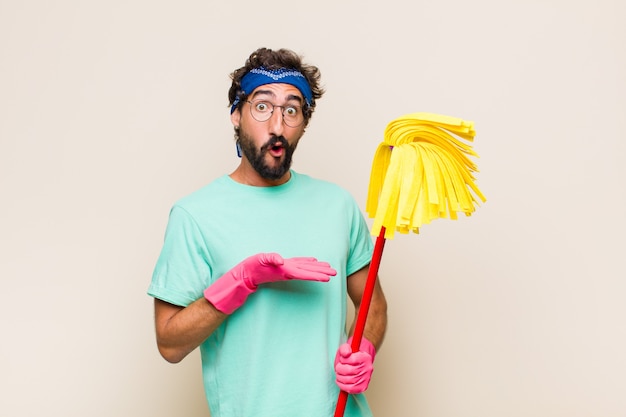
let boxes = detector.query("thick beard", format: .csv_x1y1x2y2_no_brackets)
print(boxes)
238,131,298,181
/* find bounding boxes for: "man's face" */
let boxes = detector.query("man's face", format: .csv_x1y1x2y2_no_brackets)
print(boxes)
232,83,306,181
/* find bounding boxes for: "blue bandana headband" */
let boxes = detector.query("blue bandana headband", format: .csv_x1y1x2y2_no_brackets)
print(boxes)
230,67,313,114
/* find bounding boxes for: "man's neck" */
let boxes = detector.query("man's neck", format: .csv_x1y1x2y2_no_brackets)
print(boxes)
229,164,291,187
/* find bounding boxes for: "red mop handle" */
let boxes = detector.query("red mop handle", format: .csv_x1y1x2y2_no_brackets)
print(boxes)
334,227,387,417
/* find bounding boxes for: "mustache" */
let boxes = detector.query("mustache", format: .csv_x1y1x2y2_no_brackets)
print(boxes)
261,136,289,151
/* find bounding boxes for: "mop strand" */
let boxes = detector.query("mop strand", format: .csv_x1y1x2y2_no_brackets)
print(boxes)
366,112,487,239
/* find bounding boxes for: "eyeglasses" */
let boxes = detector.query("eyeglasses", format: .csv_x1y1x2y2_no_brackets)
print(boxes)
246,100,305,128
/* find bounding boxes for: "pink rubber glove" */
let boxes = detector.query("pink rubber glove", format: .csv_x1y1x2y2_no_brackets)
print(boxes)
204,253,336,314
334,336,376,394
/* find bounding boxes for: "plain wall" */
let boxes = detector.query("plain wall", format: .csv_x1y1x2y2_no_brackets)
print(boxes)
1,1,624,416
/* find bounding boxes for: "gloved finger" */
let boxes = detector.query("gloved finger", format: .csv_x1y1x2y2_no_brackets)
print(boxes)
284,271,333,282
296,263,337,275
287,259,337,276
337,350,371,366
335,362,366,377
337,343,353,359
258,253,285,266
282,264,335,282
336,381,357,394
336,375,371,394
288,256,319,262
336,373,361,385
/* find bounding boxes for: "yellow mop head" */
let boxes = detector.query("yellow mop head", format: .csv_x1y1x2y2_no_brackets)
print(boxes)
366,112,486,239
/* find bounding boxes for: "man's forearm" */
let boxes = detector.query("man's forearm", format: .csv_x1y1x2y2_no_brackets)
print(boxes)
349,284,388,351
362,295,388,351
154,297,227,363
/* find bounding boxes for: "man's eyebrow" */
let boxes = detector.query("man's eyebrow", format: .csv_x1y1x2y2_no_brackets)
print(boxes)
250,89,276,100
286,94,303,104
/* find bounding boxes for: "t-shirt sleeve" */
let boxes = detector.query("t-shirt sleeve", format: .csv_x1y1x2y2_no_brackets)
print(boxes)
147,205,212,307
346,197,375,277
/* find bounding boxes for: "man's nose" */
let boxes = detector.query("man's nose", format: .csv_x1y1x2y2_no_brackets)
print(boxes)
268,108,285,135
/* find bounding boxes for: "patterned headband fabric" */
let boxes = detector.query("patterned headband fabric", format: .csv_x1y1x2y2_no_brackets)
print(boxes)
230,67,313,114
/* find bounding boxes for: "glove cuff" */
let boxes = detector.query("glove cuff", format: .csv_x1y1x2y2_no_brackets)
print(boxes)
204,272,256,315
347,336,376,361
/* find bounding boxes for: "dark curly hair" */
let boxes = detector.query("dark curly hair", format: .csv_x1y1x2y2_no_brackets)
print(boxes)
228,47,324,125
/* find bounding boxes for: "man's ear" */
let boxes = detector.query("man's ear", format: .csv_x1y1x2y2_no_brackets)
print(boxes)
231,108,241,128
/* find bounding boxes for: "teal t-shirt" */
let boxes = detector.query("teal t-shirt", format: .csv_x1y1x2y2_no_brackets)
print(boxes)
148,171,375,417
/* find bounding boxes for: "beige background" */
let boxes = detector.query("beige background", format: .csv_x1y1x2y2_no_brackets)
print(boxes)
1,1,625,416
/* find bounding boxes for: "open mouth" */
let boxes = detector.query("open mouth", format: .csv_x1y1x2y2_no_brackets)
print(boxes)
266,137,287,157
268,144,284,157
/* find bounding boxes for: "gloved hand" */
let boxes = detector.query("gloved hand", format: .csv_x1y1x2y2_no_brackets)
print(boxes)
204,252,336,314
334,336,376,394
